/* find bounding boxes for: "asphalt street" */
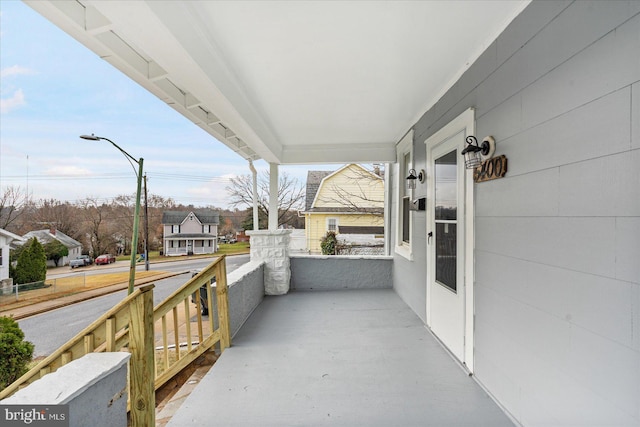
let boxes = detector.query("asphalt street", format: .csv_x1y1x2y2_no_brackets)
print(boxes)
18,254,250,357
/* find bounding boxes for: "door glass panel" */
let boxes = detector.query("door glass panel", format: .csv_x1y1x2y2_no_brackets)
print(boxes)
402,197,410,243
434,150,457,292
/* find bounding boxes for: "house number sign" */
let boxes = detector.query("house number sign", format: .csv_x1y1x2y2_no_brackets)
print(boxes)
473,155,508,183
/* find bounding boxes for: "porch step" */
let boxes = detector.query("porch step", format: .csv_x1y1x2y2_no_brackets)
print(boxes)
155,349,218,427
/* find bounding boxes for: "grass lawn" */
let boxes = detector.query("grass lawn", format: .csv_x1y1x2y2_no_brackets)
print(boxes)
215,241,250,255
0,270,170,312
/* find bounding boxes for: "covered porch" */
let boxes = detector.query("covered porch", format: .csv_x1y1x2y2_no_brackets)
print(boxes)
167,286,513,427
163,234,216,256
17,2,640,426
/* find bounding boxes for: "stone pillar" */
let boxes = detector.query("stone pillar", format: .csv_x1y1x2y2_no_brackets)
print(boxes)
247,229,291,295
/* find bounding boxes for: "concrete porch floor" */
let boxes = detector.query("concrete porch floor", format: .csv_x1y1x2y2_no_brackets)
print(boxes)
167,289,514,426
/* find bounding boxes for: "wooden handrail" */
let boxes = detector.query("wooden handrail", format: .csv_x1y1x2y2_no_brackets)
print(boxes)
0,285,153,400
154,256,225,319
1,257,232,427
152,255,231,389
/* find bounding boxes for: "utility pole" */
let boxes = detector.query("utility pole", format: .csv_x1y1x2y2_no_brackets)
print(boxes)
144,174,149,271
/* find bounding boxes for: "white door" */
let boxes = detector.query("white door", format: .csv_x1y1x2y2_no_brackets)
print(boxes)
426,109,474,371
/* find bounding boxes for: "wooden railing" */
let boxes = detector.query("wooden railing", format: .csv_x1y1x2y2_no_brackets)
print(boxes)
0,256,230,427
153,255,230,389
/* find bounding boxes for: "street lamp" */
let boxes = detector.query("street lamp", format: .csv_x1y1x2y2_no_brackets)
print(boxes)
80,134,143,295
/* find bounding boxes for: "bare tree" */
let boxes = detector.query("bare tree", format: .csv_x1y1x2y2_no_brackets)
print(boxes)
30,199,82,241
79,197,117,256
226,171,305,228
145,194,176,251
0,186,27,231
111,194,136,254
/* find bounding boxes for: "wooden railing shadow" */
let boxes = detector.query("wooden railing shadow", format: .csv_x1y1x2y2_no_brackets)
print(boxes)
0,256,230,427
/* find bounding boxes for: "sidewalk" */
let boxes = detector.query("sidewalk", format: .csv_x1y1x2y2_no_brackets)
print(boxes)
0,254,228,320
0,271,184,320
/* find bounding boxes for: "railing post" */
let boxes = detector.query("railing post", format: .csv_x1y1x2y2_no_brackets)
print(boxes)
216,257,231,350
128,284,155,427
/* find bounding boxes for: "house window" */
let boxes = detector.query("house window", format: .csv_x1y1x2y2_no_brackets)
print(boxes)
327,218,338,233
396,130,413,260
172,225,180,233
202,225,210,233
401,152,411,244
0,248,3,266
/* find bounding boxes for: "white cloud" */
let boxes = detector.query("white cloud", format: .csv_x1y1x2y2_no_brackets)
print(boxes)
45,165,91,176
0,89,25,113
187,187,213,196
1,64,35,78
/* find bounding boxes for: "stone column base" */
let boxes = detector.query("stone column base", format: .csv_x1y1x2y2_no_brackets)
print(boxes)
247,230,291,295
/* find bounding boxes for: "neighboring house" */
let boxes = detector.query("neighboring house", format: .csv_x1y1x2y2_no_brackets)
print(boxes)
162,210,219,256
302,164,384,254
235,230,250,243
22,228,82,267
0,228,24,293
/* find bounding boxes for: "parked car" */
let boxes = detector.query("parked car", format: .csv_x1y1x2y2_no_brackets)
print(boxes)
70,255,93,269
95,254,116,265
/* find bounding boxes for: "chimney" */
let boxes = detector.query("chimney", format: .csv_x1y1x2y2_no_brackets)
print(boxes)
50,228,56,236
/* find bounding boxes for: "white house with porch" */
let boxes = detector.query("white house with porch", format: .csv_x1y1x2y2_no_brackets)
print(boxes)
162,210,219,256
20,1,640,426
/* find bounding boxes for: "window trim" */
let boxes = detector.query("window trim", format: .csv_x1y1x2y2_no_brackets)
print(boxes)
395,129,414,260
326,217,338,233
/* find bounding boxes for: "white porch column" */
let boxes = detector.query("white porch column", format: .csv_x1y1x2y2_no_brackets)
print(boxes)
247,229,291,295
249,160,259,230
269,163,278,231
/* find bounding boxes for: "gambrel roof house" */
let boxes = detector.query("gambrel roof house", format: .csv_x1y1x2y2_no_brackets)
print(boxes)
303,164,384,254
23,2,640,426
21,228,82,267
162,210,219,256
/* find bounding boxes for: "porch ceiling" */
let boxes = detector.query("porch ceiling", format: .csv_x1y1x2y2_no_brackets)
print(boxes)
26,1,529,164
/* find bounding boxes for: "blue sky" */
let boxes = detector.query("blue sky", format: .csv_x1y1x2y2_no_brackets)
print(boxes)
0,1,330,209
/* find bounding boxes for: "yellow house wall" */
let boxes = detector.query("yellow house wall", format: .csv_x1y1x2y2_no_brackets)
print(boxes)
305,213,383,254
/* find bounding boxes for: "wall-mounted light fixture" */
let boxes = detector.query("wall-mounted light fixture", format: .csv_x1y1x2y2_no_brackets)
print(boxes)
406,168,425,190
461,135,495,169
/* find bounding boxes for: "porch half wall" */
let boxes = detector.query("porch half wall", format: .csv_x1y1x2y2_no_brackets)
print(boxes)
391,2,640,426
290,255,392,291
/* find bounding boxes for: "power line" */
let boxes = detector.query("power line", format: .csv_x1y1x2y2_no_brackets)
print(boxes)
1,172,235,183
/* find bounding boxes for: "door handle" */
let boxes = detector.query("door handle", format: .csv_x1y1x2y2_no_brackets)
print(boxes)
428,231,433,244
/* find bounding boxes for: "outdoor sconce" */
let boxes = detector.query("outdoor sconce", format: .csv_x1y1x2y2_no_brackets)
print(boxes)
406,168,425,190
461,135,495,169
